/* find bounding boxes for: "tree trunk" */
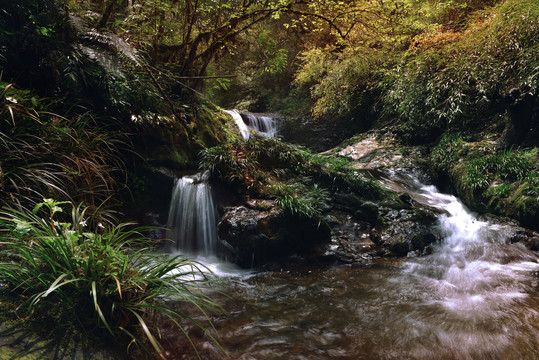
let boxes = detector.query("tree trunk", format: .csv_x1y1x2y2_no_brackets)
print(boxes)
97,0,118,28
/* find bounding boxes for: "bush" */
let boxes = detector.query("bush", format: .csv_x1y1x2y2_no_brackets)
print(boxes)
0,199,224,359
383,0,539,143
0,83,128,215
294,46,388,123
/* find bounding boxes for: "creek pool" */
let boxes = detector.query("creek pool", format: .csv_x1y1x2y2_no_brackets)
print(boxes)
161,171,539,360
163,243,538,359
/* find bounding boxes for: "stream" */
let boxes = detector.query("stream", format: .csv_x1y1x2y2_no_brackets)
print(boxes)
164,168,539,360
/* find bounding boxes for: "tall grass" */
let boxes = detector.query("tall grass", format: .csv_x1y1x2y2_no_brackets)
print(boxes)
1,82,128,220
0,199,225,359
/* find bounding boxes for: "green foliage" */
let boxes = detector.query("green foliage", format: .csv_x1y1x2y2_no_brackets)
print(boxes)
0,83,127,213
294,46,388,120
523,171,539,196
491,148,532,181
257,30,288,74
431,133,467,171
462,158,492,191
0,200,224,359
289,0,538,144
273,182,329,219
462,148,532,191
486,182,512,197
383,0,539,143
200,135,385,221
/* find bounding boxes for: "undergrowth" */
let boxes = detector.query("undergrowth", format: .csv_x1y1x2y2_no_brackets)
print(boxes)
431,133,538,227
200,136,385,220
0,82,128,219
0,199,225,359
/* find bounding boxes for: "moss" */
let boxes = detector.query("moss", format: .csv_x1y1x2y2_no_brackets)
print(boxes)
438,139,538,228
140,103,231,169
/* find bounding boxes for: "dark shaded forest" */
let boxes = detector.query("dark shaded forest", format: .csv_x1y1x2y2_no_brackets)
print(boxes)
0,0,537,359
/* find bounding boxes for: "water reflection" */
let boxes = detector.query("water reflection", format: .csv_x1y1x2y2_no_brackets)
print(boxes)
208,260,538,360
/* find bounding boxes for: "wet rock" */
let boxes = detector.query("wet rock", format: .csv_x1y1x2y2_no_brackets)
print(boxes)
332,192,363,211
318,212,382,264
332,193,380,224
338,133,428,169
218,203,331,268
508,228,539,251
354,202,379,224
398,193,413,206
371,207,440,257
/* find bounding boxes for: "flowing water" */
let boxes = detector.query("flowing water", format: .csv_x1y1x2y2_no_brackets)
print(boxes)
223,109,279,139
165,171,218,255
164,170,539,359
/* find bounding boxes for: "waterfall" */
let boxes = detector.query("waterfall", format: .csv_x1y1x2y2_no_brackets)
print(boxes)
165,171,218,255
223,109,279,139
242,112,279,138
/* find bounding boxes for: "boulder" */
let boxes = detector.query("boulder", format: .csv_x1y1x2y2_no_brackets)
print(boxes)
371,207,440,256
508,228,539,251
218,203,331,268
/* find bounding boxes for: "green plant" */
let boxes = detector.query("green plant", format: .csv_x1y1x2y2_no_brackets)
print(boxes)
524,171,539,196
0,199,225,359
273,181,329,219
459,146,537,193
486,182,512,197
492,148,531,181
463,158,491,191
431,133,466,171
0,83,127,214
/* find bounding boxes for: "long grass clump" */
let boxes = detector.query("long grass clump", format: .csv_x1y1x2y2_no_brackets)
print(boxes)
0,199,225,359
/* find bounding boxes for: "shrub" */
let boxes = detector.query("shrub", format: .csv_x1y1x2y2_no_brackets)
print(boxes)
0,199,224,359
294,46,388,122
0,83,128,215
383,0,539,143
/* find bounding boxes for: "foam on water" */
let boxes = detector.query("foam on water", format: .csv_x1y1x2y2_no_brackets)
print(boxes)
402,180,539,315
223,109,279,139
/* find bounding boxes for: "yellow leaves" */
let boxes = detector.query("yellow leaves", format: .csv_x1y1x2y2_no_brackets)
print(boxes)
411,26,463,50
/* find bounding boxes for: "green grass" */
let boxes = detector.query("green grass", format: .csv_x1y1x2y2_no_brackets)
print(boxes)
273,181,329,219
461,148,534,191
200,136,385,222
0,199,225,359
0,82,128,216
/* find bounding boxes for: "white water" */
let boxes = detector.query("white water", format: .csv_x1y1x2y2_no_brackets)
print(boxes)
223,109,279,139
165,171,218,255
160,170,539,359
403,182,539,317
242,112,279,138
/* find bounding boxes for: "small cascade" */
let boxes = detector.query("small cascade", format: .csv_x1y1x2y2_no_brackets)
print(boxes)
223,110,251,139
380,171,539,314
165,171,219,255
242,112,279,138
223,109,279,139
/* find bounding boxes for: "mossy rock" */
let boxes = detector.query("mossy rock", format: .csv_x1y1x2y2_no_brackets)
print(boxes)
218,204,331,268
137,104,231,169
